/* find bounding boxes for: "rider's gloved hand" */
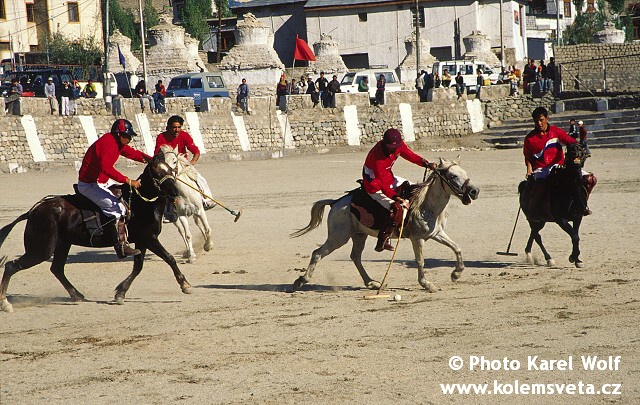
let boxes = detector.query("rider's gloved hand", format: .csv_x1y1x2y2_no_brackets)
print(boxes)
128,178,142,189
422,159,437,170
393,196,409,210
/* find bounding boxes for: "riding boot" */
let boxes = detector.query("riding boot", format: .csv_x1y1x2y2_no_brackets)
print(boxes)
375,202,404,252
114,219,141,259
163,200,177,223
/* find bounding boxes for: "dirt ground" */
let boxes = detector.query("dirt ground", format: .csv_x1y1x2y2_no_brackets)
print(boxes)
0,146,638,404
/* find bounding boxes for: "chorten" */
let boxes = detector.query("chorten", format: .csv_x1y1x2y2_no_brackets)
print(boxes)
309,34,347,75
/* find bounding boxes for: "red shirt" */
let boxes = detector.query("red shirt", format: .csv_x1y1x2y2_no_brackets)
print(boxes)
523,125,576,171
362,141,424,199
154,130,200,156
78,133,150,184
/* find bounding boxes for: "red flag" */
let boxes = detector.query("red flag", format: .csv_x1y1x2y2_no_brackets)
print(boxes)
293,35,316,61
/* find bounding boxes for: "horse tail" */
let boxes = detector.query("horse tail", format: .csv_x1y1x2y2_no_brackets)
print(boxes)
0,212,29,249
290,199,336,238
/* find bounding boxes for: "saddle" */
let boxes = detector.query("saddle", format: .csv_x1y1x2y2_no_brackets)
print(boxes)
60,184,126,245
349,180,419,230
519,168,588,220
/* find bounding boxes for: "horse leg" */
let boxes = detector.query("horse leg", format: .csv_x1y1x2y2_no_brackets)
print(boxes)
411,238,437,292
350,232,379,289
49,243,86,302
145,237,192,294
174,216,196,263
430,231,465,282
558,218,583,268
193,209,213,252
292,231,351,291
525,221,554,266
0,252,50,312
114,249,146,305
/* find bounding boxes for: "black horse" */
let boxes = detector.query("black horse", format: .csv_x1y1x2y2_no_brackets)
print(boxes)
519,143,590,268
0,156,191,312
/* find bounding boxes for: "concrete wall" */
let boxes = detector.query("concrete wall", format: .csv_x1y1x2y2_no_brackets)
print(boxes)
554,43,640,93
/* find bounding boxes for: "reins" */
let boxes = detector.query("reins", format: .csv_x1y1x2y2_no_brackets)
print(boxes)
434,162,470,198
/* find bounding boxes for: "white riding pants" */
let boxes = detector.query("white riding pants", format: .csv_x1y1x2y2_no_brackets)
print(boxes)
77,181,126,219
367,176,406,210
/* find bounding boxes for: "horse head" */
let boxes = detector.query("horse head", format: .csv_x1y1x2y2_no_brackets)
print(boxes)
565,143,588,169
433,158,480,205
139,153,179,203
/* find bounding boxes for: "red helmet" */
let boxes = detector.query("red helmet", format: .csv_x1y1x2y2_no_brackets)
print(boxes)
382,128,403,149
111,119,137,138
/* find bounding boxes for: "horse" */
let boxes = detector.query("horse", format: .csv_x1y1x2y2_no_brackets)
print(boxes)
519,143,590,268
290,158,480,292
0,155,191,312
157,145,214,263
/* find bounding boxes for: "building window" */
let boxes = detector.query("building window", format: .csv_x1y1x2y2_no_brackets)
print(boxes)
68,2,80,22
358,13,367,22
564,0,571,17
26,3,35,22
411,7,425,28
0,0,6,20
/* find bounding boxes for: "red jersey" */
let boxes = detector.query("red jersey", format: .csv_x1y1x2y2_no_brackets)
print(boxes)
362,141,424,199
154,130,200,156
523,125,576,171
78,133,150,184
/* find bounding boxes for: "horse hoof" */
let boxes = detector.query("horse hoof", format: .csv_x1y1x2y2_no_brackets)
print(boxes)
451,269,463,282
525,252,534,264
292,276,307,292
181,286,193,294
1,299,14,313
574,261,584,269
114,295,125,305
366,281,382,290
204,244,213,252
547,259,556,267
187,257,196,264
423,282,437,293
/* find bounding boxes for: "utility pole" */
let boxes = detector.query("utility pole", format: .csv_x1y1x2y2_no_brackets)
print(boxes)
138,0,148,86
556,0,561,45
217,0,222,63
500,0,505,67
415,0,420,77
105,0,111,102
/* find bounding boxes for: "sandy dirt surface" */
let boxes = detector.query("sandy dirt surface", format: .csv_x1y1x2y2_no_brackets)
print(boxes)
0,146,638,404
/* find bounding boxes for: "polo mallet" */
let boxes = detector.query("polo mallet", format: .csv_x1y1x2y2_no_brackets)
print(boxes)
497,207,520,256
364,207,408,300
174,178,242,222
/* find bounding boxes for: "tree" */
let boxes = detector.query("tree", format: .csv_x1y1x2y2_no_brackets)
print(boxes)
180,0,212,45
143,0,159,30
109,0,140,49
564,0,606,44
47,33,102,66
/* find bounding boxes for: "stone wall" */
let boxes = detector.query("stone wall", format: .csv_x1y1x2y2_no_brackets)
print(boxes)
483,93,556,127
554,43,640,93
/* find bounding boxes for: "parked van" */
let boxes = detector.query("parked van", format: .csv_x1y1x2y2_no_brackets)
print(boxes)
431,61,499,93
340,69,402,100
166,72,229,109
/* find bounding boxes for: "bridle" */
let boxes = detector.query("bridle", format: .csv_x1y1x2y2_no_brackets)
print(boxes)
433,162,470,198
131,158,177,203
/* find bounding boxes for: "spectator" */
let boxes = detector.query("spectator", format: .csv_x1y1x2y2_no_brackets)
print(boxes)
60,81,72,116
289,78,300,95
568,119,578,139
306,76,319,107
507,69,518,96
298,75,307,94
315,72,329,108
44,77,57,115
513,64,522,89
476,69,484,98
434,72,441,88
455,71,465,99
5,77,23,115
497,66,509,84
276,75,287,108
358,76,369,93
153,80,166,113
442,69,452,88
416,71,425,101
375,74,386,105
524,59,537,94
82,79,98,98
327,74,341,108
134,79,155,113
236,78,249,113
70,80,81,115
538,59,547,92
577,120,592,156
547,57,557,95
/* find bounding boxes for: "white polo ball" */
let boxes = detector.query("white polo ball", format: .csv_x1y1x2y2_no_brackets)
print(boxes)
393,294,402,301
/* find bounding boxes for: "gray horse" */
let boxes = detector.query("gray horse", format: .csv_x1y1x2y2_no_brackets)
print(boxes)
290,158,479,292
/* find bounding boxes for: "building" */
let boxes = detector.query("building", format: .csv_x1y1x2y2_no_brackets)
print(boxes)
0,0,103,63
232,0,528,71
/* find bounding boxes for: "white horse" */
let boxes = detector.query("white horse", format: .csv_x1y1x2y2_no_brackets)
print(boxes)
158,145,214,263
290,158,479,292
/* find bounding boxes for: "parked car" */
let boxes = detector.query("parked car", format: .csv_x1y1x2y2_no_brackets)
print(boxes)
0,69,73,97
340,69,402,100
166,72,229,110
431,61,499,93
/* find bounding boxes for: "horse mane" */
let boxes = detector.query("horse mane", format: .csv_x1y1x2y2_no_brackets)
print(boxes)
407,172,438,220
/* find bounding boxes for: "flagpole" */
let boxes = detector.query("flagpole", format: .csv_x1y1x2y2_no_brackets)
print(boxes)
137,0,148,87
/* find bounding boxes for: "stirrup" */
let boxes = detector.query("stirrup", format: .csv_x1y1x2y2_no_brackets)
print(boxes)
115,243,141,259
375,238,394,252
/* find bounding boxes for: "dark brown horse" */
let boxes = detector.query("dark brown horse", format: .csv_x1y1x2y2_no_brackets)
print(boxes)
0,156,192,312
519,143,590,268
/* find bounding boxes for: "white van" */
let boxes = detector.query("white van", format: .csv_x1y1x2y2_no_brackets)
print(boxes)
340,69,402,100
431,61,499,93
